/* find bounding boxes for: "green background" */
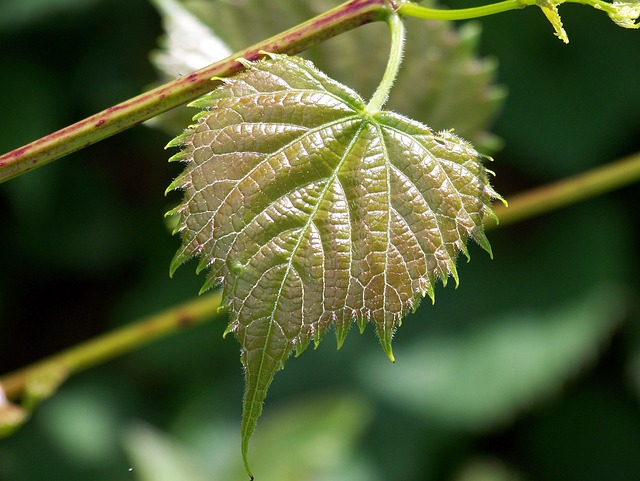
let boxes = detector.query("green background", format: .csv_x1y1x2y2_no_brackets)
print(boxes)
1,0,640,480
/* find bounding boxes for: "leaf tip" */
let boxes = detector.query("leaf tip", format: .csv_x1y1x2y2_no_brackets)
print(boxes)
164,204,180,219
164,136,182,150
449,262,460,288
166,131,194,152
165,174,186,195
377,324,396,363
198,281,213,295
383,344,396,363
168,254,184,278
335,320,350,350
474,229,494,259
243,458,254,481
241,419,256,481
418,278,436,305
356,316,367,334
223,320,237,339
257,49,276,59
296,335,312,356
236,55,255,69
459,241,471,263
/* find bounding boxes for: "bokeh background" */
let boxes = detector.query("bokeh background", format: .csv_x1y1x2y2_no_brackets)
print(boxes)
1,0,640,480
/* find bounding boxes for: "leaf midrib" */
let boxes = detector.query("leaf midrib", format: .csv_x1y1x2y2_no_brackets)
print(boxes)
226,114,362,262
243,119,370,432
180,113,362,273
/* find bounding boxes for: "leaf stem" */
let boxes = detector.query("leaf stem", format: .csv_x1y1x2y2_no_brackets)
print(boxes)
0,0,392,184
367,12,406,112
399,0,529,21
399,0,640,34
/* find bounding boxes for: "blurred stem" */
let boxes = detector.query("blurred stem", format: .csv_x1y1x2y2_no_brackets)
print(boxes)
487,150,640,228
0,0,391,183
0,291,223,402
2,151,640,403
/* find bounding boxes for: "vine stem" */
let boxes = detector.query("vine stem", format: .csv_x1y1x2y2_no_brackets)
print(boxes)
487,150,640,229
0,0,392,184
399,0,638,21
0,291,222,402
399,0,529,20
2,150,640,404
400,0,639,44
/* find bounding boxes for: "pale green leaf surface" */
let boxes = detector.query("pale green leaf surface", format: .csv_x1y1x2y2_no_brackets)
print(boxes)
123,393,374,481
167,53,499,472
123,423,212,481
227,393,374,481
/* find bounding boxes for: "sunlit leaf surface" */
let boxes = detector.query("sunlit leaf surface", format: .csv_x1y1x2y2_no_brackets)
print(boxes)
167,53,500,471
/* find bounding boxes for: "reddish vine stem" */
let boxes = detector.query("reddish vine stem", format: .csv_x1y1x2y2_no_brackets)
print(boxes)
0,0,392,183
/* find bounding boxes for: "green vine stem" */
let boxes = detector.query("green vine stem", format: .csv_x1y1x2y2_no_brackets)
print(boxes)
0,0,393,184
0,291,222,403
488,151,640,228
399,0,640,32
400,0,530,20
3,150,640,408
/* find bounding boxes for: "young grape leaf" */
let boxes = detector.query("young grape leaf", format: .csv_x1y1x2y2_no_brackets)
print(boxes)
167,52,501,474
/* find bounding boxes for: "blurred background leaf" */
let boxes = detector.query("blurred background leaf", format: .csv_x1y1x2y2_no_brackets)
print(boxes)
1,0,639,480
360,285,623,430
122,392,374,481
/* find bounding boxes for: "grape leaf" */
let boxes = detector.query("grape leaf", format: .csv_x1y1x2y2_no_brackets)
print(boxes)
167,52,500,474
